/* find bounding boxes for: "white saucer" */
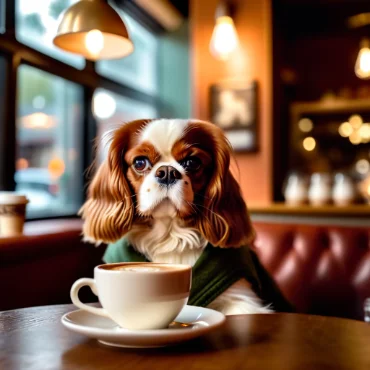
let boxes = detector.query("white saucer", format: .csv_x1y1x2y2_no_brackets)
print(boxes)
61,305,225,348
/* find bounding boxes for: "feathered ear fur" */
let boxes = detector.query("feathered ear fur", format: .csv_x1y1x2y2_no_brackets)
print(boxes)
193,121,255,248
79,119,148,244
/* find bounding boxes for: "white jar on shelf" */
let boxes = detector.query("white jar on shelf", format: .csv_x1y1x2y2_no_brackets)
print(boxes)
308,173,332,206
332,173,356,206
284,172,308,205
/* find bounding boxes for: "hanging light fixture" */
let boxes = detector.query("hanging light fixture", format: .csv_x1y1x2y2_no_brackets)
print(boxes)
53,0,134,61
348,13,370,80
209,0,239,61
355,38,370,79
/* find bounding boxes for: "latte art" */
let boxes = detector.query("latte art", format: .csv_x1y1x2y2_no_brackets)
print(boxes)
110,266,162,272
102,263,185,272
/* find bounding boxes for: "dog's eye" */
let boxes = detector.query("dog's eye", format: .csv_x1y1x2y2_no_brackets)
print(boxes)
180,157,202,172
133,157,151,172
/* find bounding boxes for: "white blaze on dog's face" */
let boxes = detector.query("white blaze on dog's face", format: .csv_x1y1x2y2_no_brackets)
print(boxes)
80,118,254,247
124,119,212,219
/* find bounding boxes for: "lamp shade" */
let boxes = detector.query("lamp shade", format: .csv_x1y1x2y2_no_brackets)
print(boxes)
53,0,134,60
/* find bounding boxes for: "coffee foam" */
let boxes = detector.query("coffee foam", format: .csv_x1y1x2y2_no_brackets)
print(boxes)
110,266,163,272
101,263,187,272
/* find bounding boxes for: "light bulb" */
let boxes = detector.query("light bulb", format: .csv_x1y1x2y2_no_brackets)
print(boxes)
209,16,239,60
355,39,370,79
85,29,104,59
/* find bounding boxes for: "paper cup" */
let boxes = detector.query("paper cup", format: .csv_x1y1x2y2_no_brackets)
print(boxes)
0,192,29,237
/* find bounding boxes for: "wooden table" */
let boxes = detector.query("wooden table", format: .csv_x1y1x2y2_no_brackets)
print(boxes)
1,305,370,370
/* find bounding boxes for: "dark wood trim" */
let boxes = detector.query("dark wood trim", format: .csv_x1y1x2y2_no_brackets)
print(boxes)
82,86,97,201
0,53,9,190
113,0,165,34
4,0,15,35
0,34,157,106
271,0,289,202
0,52,19,191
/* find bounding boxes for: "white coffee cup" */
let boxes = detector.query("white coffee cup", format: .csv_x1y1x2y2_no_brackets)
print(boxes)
71,262,192,330
0,192,29,237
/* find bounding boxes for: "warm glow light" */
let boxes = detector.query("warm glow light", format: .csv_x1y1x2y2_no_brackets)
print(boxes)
349,114,363,129
93,91,116,119
338,122,353,137
85,29,104,58
359,123,370,142
356,159,370,174
367,184,370,196
298,118,313,133
350,131,362,145
303,137,316,151
355,39,370,79
209,16,239,60
16,158,29,170
48,158,65,179
22,112,55,129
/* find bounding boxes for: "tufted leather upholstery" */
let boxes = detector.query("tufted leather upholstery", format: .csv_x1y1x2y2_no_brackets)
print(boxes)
1,219,369,320
0,219,106,311
252,223,370,320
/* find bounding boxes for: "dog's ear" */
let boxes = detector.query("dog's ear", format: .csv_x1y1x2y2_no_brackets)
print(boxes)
194,122,255,248
79,120,149,244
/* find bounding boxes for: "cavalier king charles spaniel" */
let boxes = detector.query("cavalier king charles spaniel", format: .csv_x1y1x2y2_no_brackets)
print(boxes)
80,118,277,315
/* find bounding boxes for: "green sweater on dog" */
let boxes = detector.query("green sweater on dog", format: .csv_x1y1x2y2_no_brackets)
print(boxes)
104,239,293,312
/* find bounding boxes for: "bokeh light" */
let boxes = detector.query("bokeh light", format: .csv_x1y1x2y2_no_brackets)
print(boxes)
303,137,316,151
298,118,313,133
338,122,353,137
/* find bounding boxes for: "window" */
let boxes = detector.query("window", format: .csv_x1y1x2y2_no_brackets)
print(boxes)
0,0,161,220
16,0,84,68
96,11,158,95
16,65,83,218
93,89,158,163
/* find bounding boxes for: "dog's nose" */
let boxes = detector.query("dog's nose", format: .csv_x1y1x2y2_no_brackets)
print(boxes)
155,166,182,185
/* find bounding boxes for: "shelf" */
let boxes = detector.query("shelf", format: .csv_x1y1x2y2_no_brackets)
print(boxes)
248,203,370,218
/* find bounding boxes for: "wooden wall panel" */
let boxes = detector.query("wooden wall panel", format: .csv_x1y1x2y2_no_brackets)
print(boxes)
190,0,273,204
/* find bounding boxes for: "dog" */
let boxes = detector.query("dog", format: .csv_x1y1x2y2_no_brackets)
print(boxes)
80,119,290,315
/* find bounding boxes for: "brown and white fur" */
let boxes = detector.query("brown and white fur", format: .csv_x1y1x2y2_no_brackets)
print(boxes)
80,119,273,315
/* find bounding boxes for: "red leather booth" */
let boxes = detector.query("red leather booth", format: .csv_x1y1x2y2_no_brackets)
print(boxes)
1,219,369,321
252,223,370,320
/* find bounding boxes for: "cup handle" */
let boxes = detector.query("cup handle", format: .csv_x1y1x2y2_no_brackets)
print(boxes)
70,278,109,317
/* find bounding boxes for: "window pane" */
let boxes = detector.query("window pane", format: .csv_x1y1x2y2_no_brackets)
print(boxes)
16,0,84,69
96,11,158,95
0,0,5,33
0,54,7,190
16,65,83,218
93,88,157,162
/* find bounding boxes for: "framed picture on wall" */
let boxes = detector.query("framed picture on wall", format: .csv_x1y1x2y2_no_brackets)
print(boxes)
210,80,258,152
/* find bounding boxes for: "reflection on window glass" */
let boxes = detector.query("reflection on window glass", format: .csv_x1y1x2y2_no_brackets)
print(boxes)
16,65,83,218
16,0,84,68
93,88,157,162
96,10,158,95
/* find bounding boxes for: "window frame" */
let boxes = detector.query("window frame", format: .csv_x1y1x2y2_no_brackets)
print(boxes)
0,0,160,220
